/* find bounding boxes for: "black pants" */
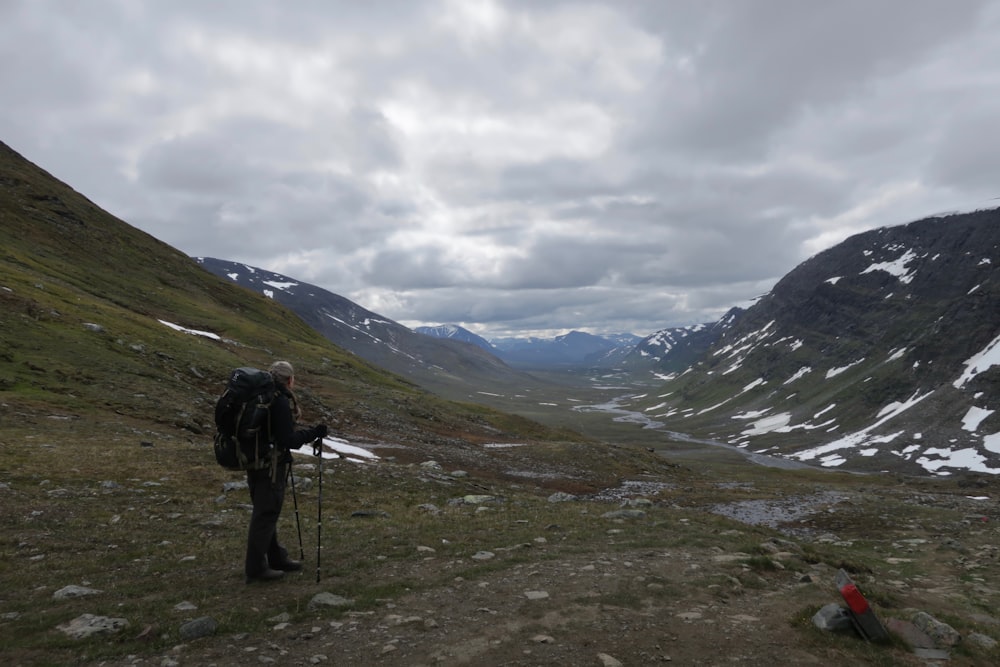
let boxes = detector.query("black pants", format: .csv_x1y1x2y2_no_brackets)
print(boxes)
245,462,291,576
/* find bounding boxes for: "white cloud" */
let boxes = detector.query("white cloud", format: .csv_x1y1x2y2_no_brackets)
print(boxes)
2,0,999,337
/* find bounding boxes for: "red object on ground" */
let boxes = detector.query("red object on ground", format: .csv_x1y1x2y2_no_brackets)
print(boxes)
840,583,870,615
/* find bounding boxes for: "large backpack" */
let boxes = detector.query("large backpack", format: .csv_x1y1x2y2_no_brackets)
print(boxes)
213,367,277,470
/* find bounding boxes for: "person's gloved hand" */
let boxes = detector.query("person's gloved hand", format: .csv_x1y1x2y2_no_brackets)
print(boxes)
314,423,328,439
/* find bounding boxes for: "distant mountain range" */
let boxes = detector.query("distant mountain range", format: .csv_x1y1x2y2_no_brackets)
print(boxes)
194,258,547,400
416,325,641,369
188,265,647,375
414,324,494,352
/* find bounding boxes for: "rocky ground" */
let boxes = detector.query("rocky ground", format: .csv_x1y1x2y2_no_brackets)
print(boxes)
5,413,999,667
88,443,1000,667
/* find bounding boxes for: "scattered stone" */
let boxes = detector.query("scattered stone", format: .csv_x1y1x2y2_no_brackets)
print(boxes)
886,618,936,649
420,461,443,470
531,634,555,643
912,648,952,661
461,494,500,505
730,614,760,623
83,323,105,333
223,481,247,493
524,590,549,600
759,537,804,555
547,492,576,503
812,604,853,633
268,612,291,623
912,611,962,647
291,475,313,492
601,509,646,520
417,545,436,553
178,616,217,640
966,632,997,650
57,614,128,639
597,652,623,667
351,509,390,519
417,503,440,513
174,601,197,612
53,585,101,600
308,593,354,610
471,551,495,561
450,470,469,478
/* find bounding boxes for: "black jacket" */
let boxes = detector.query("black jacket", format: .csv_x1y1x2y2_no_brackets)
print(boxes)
270,389,322,453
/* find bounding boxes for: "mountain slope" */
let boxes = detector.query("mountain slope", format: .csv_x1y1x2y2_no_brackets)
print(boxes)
630,211,1000,475
624,312,741,373
414,324,494,352
0,140,579,453
194,258,547,401
487,330,639,368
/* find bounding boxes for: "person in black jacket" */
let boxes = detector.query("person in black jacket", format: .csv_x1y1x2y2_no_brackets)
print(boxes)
244,360,327,583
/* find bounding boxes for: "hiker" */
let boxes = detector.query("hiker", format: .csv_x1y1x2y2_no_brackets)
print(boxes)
245,360,327,583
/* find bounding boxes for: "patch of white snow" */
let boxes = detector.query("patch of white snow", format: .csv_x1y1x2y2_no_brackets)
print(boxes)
962,407,994,432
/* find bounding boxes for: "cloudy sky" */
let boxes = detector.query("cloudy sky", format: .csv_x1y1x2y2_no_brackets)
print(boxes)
3,1,999,338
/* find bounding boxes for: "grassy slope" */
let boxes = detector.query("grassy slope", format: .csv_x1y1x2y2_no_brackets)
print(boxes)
0,140,587,449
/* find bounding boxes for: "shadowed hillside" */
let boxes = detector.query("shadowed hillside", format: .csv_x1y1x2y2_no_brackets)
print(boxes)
193,257,550,403
630,211,1000,475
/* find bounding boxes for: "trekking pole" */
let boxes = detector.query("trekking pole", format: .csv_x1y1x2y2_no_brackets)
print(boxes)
287,463,305,561
313,436,324,583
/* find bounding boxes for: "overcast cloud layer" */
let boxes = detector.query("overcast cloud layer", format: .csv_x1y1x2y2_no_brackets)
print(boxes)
3,0,999,338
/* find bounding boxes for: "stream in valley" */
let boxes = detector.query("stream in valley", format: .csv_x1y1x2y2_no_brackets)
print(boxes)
573,395,816,471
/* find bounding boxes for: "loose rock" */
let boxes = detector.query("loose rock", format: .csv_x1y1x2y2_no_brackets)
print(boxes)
57,614,128,639
178,616,217,640
308,593,354,610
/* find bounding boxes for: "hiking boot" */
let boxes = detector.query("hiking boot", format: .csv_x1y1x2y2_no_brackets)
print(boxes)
273,559,302,572
246,568,285,584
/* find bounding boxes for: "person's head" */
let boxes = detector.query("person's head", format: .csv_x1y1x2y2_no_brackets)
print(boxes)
269,360,295,389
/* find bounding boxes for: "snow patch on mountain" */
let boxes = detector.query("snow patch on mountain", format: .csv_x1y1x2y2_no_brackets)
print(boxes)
953,331,1000,389
861,247,920,284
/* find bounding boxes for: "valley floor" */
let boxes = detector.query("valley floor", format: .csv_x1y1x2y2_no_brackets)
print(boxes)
3,412,999,666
